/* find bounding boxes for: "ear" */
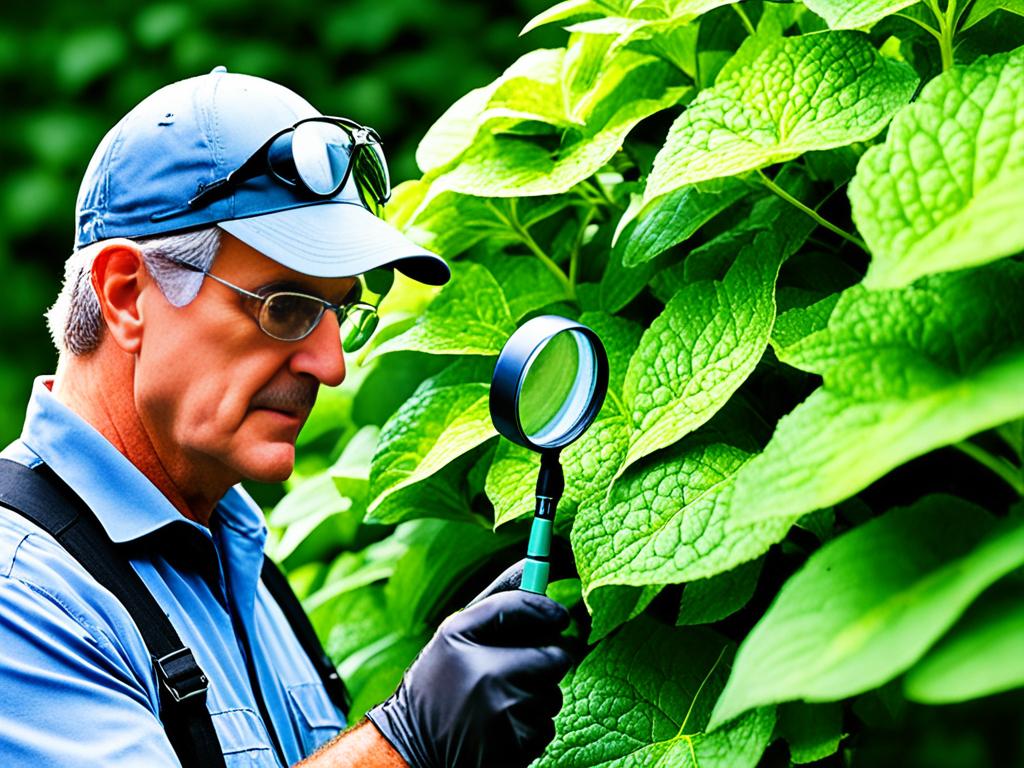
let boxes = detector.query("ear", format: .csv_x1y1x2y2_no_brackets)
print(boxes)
89,239,149,354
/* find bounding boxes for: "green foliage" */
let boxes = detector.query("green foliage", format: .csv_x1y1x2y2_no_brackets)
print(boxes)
265,0,1024,763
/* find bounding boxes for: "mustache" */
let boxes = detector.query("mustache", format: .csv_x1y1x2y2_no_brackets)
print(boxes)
250,377,319,414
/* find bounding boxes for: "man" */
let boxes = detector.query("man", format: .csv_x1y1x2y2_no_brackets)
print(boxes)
0,68,571,767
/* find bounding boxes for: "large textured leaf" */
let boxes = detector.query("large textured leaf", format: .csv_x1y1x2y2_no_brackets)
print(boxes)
368,377,496,514
429,52,688,197
803,0,918,29
617,205,812,476
644,31,916,200
903,583,1024,703
574,439,794,638
734,263,1024,523
852,48,1024,289
534,616,776,768
710,496,1024,726
366,262,516,360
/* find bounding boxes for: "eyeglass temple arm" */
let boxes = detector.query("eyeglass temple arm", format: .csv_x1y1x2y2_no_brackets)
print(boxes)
188,145,270,208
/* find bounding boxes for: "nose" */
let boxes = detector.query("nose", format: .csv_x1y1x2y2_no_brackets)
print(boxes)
288,311,346,387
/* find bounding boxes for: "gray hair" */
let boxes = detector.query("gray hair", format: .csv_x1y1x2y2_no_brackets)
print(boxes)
46,227,222,356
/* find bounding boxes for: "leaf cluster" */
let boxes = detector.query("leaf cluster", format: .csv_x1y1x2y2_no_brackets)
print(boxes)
270,1,1024,763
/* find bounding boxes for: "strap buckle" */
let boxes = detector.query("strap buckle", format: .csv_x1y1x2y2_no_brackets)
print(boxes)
154,647,209,704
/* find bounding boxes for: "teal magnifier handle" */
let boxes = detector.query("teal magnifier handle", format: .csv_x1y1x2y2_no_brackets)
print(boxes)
521,451,564,595
522,498,556,594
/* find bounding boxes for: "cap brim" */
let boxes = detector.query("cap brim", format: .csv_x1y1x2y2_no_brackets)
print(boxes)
217,200,450,285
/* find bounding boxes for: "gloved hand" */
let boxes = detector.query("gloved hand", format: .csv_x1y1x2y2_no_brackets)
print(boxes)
366,561,573,768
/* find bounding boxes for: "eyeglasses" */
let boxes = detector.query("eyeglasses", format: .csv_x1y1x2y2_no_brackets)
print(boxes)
166,259,379,352
187,116,391,213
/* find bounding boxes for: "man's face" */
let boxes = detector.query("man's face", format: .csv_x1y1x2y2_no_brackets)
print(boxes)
134,233,355,485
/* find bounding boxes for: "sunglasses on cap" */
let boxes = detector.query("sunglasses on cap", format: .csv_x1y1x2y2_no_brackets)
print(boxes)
164,258,380,352
187,116,391,213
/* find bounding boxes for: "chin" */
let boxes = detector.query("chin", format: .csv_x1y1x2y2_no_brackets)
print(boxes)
234,443,297,483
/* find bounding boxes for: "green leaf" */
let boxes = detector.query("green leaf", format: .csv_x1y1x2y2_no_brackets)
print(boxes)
266,474,359,568
415,48,569,173
903,583,1024,703
322,586,393,662
803,0,919,30
366,262,516,360
385,518,520,632
769,294,840,353
677,558,764,626
428,52,689,197
368,375,496,514
962,0,1024,29
520,0,611,36
709,496,1024,726
574,437,794,639
474,251,569,318
535,616,776,768
775,702,844,765
644,31,916,199
618,210,811,476
341,631,429,720
734,263,1024,523
852,48,1024,289
616,176,751,267
369,448,488,526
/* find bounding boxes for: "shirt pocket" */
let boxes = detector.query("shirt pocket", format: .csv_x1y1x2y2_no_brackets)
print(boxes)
286,682,345,757
210,707,276,768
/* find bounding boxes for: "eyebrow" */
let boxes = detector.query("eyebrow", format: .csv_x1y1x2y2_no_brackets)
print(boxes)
257,279,357,305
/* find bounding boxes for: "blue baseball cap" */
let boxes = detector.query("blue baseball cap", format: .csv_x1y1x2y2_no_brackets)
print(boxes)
74,67,450,285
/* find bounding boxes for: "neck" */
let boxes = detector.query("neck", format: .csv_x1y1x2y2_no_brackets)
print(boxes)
52,345,227,526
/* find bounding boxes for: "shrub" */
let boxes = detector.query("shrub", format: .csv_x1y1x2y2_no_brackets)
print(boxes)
270,1,1024,763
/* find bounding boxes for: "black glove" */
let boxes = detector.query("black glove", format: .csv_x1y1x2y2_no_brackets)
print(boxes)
366,562,572,768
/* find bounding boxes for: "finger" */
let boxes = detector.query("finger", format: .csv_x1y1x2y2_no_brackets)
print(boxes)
467,559,525,606
506,702,558,764
503,645,574,686
451,591,570,645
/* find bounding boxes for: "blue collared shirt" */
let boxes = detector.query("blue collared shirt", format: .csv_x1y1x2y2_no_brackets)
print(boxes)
0,377,345,766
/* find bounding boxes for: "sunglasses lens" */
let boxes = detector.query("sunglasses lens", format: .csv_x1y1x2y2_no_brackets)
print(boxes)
340,306,379,353
292,122,353,196
354,141,391,204
261,293,323,340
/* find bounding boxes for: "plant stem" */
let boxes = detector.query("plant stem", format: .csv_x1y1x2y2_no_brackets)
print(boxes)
569,209,595,291
732,4,756,36
894,12,943,41
587,176,619,210
954,441,1024,495
488,200,575,299
756,170,869,251
927,0,957,71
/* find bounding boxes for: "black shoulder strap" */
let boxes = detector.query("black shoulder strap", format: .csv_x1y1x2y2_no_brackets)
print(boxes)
261,557,351,716
0,459,227,768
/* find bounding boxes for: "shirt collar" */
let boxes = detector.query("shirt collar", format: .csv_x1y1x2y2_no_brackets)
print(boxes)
17,375,266,546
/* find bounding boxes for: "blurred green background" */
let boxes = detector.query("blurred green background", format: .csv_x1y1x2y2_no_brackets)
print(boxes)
0,0,560,443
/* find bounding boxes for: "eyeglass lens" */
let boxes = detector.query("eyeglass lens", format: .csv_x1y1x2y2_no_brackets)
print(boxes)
257,292,378,352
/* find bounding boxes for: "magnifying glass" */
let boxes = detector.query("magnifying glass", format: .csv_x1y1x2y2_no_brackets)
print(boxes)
490,315,609,594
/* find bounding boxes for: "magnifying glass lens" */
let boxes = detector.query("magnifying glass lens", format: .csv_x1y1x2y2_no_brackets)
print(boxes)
518,329,598,448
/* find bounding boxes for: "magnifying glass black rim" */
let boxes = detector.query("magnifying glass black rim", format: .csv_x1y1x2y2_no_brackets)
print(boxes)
490,314,609,452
